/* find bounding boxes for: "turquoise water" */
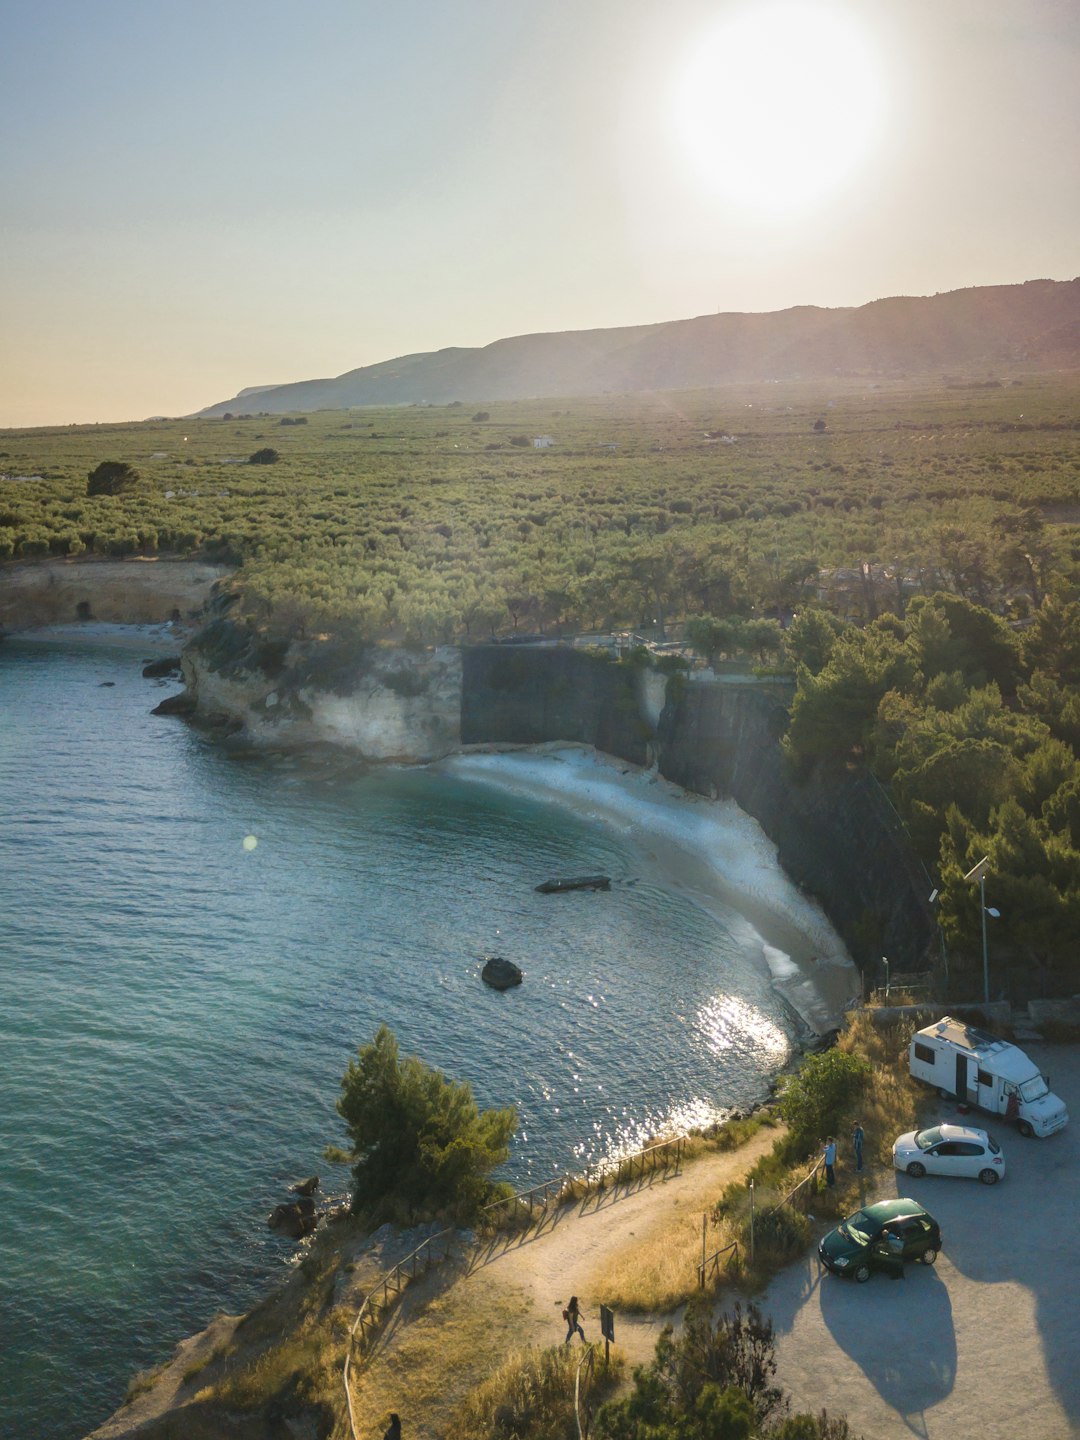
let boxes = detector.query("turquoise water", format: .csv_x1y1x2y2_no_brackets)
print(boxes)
0,640,796,1439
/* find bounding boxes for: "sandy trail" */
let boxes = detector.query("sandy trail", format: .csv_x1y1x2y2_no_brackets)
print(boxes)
349,1126,781,1438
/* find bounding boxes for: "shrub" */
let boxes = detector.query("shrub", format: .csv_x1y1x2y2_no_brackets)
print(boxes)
329,1026,517,1221
248,448,280,465
775,1048,870,1150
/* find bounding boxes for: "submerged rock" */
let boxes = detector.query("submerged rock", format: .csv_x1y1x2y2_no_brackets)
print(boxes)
142,655,182,678
535,874,610,894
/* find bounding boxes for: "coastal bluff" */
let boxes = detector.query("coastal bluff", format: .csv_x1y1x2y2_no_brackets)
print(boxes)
173,631,935,973
0,557,230,632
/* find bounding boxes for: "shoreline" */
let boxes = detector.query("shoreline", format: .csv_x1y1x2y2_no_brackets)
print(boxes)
2,620,195,654
442,743,861,1037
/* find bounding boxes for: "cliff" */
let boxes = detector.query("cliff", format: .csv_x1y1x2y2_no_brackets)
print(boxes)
181,617,463,760
654,678,937,971
171,631,934,973
0,557,230,633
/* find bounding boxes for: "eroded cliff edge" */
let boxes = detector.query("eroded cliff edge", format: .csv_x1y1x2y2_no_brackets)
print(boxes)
171,628,935,973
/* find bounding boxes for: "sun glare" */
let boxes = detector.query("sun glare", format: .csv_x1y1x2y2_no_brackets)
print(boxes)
672,2,885,215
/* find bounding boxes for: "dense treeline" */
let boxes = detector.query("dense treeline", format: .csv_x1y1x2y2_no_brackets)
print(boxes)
3,374,1080,992
2,376,1079,640
783,591,1080,994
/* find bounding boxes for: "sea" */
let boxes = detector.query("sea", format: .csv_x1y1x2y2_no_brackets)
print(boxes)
0,635,846,1440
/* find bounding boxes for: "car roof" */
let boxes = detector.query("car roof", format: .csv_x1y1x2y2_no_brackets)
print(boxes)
921,1123,990,1144
862,1198,933,1223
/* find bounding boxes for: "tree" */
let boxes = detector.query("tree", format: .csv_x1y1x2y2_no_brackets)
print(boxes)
776,1048,869,1149
87,460,139,496
248,447,280,465
331,1025,517,1221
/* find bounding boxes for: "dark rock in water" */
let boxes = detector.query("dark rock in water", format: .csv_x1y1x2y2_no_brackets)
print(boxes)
291,1175,320,1197
152,690,197,716
268,1201,318,1239
535,874,611,894
142,655,182,679
482,956,523,990
98,681,116,687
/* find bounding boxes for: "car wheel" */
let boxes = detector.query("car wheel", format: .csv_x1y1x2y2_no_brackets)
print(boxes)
919,1247,939,1265
906,1161,926,1178
854,1264,871,1283
979,1168,999,1185
1017,1120,1034,1138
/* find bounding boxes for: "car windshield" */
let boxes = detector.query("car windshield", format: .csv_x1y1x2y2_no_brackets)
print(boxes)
1020,1075,1049,1102
914,1127,943,1150
840,1211,877,1246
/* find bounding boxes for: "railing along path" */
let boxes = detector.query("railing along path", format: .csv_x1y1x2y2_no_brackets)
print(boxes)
341,1133,686,1438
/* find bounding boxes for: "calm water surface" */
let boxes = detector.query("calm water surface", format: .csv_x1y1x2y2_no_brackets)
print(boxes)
0,640,795,1439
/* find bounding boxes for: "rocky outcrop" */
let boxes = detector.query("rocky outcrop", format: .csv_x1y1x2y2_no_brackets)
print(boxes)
0,558,230,632
174,622,462,761
482,956,523,989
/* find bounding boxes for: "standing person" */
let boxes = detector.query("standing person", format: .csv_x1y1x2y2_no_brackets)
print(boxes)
852,1120,865,1174
823,1136,837,1187
383,1415,402,1440
563,1295,585,1343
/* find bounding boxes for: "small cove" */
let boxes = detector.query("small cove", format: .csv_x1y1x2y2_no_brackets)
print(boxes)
0,637,848,1439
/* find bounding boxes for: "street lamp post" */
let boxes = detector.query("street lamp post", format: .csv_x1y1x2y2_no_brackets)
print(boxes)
979,873,990,1004
963,857,999,1004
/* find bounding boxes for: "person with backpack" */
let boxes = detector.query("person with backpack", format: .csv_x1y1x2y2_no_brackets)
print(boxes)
563,1295,585,1343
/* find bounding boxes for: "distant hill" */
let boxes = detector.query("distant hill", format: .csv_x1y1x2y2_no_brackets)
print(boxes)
196,278,1080,417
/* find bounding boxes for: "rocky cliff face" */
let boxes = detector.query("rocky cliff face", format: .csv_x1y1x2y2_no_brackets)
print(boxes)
654,680,937,971
175,630,933,970
182,624,462,761
460,646,655,764
0,558,230,632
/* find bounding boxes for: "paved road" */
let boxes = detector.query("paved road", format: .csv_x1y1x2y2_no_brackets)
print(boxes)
764,1043,1080,1440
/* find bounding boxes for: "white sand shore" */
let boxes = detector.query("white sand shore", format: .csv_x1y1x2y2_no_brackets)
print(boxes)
443,743,861,1036
3,621,192,653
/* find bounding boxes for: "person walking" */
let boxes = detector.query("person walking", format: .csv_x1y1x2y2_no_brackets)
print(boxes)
823,1136,837,1187
852,1121,865,1174
563,1295,585,1343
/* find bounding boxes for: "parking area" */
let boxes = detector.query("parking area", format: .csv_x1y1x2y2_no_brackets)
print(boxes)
763,1043,1080,1440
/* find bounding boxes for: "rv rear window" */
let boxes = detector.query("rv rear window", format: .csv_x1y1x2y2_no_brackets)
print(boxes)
914,1042,936,1065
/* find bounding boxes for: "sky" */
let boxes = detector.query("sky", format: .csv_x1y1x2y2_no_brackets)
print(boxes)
1,0,1078,428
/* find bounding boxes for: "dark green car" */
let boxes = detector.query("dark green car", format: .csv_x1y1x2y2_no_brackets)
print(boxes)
818,1198,942,1282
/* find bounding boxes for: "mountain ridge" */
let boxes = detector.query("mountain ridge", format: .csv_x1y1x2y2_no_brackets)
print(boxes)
196,278,1080,417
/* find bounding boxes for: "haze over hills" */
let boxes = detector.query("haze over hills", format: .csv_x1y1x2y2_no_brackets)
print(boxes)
197,278,1080,417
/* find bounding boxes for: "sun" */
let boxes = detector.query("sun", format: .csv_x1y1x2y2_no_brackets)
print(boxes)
672,1,886,215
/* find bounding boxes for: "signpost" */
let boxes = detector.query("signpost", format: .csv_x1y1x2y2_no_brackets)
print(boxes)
599,1304,614,1364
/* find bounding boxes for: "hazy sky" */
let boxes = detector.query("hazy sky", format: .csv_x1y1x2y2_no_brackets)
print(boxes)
2,0,1077,427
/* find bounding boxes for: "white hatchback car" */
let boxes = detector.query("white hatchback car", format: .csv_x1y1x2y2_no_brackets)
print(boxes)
892,1123,1006,1184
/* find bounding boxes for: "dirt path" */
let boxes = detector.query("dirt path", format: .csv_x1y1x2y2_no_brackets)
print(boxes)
348,1126,781,1438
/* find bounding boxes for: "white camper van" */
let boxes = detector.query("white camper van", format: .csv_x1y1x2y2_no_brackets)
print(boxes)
909,1016,1069,1138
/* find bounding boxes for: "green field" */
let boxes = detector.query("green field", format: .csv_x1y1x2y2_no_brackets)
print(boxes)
2,373,1078,639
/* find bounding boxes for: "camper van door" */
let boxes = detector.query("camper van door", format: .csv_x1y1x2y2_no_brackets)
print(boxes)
956,1053,979,1105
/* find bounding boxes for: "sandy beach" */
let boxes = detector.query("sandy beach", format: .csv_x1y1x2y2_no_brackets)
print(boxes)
3,620,194,653
443,743,861,1036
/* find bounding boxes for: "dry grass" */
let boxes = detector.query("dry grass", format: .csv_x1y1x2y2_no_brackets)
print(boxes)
346,1275,532,1440
589,1120,779,1313
449,1343,623,1440
708,1011,929,1290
